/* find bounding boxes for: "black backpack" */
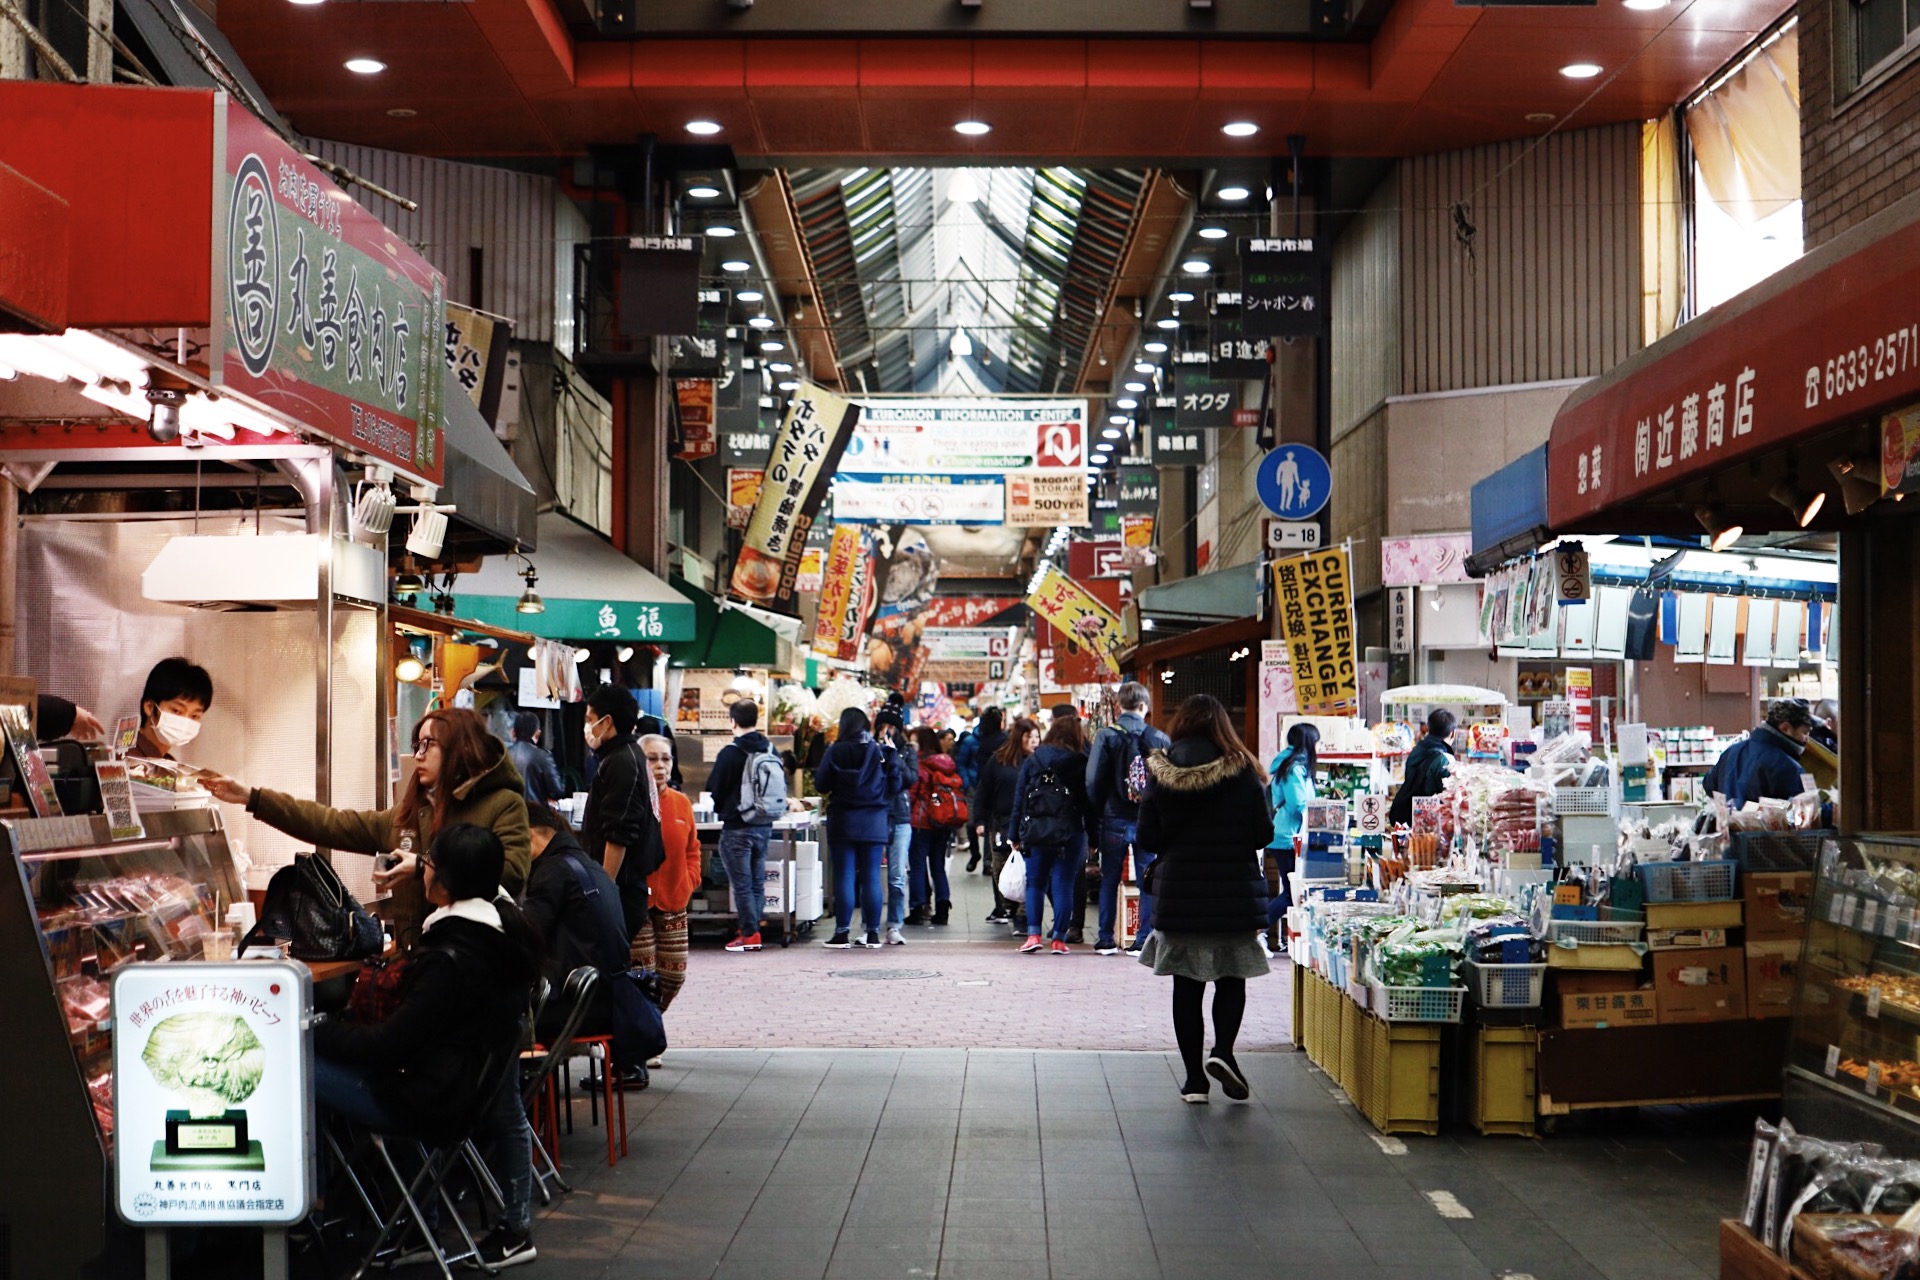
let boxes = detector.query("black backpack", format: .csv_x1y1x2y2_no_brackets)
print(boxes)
1020,766,1080,848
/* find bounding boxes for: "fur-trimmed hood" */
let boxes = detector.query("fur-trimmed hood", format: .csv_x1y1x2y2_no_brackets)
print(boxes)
1146,741,1254,793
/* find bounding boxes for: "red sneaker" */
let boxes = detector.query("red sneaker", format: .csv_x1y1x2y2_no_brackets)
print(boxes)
1018,935,1045,954
725,932,763,953
1050,939,1071,956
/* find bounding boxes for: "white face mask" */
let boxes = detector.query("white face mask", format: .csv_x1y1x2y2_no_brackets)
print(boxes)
154,710,201,749
585,716,606,750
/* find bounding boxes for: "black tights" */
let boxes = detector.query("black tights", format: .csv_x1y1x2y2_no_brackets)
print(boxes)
1171,975,1246,1087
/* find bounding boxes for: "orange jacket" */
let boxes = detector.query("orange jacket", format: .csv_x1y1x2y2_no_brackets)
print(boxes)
649,787,705,913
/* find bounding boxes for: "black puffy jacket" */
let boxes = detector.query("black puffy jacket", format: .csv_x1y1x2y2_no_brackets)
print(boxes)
1135,738,1273,934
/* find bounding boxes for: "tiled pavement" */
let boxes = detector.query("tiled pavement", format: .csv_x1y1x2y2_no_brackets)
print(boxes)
516,859,1752,1280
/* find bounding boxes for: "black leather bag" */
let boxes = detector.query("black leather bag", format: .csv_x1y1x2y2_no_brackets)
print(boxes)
242,853,384,961
608,967,668,1068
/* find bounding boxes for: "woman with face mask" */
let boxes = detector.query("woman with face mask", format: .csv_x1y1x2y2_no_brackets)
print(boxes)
133,657,214,760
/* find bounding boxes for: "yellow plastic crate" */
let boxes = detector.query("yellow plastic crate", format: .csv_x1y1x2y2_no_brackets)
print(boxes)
1302,973,1326,1069
1469,1026,1537,1137
1360,1014,1441,1136
1350,996,1374,1115
1338,991,1359,1096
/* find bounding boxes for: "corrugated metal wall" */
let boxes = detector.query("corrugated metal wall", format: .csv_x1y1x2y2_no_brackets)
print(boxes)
305,139,560,344
1330,408,1387,599
1331,171,1402,439
1398,123,1641,395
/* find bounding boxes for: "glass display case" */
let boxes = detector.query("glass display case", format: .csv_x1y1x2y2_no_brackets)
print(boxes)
0,805,242,1275
1784,833,1920,1152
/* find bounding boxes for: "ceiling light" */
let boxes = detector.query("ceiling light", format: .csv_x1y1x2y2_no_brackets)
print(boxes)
706,225,737,239
950,328,974,358
1768,480,1826,528
1222,121,1260,137
954,120,991,136
616,645,635,662
1117,398,1138,410
949,169,981,203
1828,456,1882,515
385,107,416,117
1623,0,1667,7
1102,427,1124,440
1693,505,1742,552
1156,318,1179,330
1143,341,1169,353
748,315,775,329
1218,186,1251,201
768,361,793,372
686,120,723,135
778,380,799,390
760,339,785,352
1168,290,1196,303
1134,364,1156,376
1108,415,1128,426
1525,112,1556,123
394,569,425,594
1197,227,1228,240
344,57,386,73
516,568,545,615
1125,381,1147,393
395,656,426,683
1560,62,1602,79
573,647,592,663
688,184,721,198
721,259,750,273
1181,260,1210,275
737,288,764,302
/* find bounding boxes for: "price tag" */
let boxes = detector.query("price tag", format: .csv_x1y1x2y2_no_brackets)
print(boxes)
1842,895,1860,928
1829,892,1848,924
1826,1044,1842,1077
1868,1062,1883,1097
1863,899,1881,933
1868,986,1884,1020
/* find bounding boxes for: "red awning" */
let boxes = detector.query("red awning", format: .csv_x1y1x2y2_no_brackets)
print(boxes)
1547,187,1920,530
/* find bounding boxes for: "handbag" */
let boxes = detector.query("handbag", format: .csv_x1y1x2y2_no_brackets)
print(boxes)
1137,854,1162,895
997,849,1027,901
242,852,384,962
347,957,408,1024
608,966,668,1068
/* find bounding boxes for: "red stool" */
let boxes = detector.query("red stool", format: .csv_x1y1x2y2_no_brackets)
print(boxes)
572,1034,628,1166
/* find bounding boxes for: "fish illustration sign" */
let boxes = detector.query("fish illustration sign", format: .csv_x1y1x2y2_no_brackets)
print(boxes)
1256,444,1332,521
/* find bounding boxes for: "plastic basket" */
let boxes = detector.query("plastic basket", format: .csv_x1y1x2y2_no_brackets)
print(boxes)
1369,982,1467,1023
1552,787,1612,816
1636,859,1737,903
1730,830,1835,873
1547,919,1645,947
1462,960,1547,1008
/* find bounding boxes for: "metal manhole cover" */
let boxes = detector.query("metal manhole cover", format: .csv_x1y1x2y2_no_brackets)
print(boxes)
833,968,941,981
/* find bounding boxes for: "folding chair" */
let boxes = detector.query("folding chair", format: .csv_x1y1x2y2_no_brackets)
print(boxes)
520,966,599,1199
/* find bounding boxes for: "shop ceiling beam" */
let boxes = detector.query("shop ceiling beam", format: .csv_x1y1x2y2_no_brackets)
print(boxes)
759,169,849,389
588,0,1329,36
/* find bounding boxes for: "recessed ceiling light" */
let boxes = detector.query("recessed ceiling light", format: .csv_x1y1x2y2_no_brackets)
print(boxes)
1560,62,1602,78
760,340,785,352
687,184,722,198
686,120,723,135
706,225,737,238
1623,0,1666,9
768,361,793,372
289,0,325,6
1181,260,1210,275
954,120,991,136
1125,381,1147,392
344,57,386,73
1197,227,1229,240
737,288,765,302
778,380,798,391
721,260,750,272
1525,112,1556,123
1222,121,1260,137
1168,290,1196,303
385,107,417,118
1102,426,1124,439
1117,398,1138,410
1143,341,1169,353
1134,362,1156,374
1218,185,1251,201
1156,318,1180,330
748,315,775,330
1108,415,1128,427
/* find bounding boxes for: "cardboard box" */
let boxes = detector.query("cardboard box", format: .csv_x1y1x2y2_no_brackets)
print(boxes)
1746,941,1802,1018
1547,944,1647,971
1646,900,1743,930
1651,946,1747,1023
1647,927,1730,949
1560,989,1658,1029
1553,970,1641,995
1746,871,1812,943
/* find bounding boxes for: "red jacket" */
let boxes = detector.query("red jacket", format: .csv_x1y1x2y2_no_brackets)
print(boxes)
649,788,705,913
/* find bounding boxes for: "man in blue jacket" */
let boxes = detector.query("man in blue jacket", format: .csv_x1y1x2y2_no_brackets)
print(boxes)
708,700,775,953
1705,699,1816,807
1085,682,1169,956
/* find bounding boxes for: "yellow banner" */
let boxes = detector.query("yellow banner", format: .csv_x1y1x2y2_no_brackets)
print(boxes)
1026,566,1124,676
730,383,860,607
1271,546,1357,716
810,525,869,663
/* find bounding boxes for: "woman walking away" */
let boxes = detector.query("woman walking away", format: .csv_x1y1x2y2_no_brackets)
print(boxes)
1009,718,1094,955
814,707,895,948
1265,722,1319,955
907,726,967,926
974,716,1038,926
875,708,917,945
1136,694,1274,1103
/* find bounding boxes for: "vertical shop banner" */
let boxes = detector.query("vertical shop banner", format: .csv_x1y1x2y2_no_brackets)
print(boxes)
1271,547,1358,716
795,547,825,594
1121,514,1156,566
810,525,873,662
732,383,861,608
443,301,509,422
1120,463,1160,515
726,467,764,529
1257,639,1297,764
1005,469,1091,526
1566,666,1594,738
673,379,716,460
215,106,446,484
1238,237,1326,339
1026,566,1125,677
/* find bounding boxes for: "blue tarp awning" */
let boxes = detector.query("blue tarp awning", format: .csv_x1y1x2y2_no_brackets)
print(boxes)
1469,444,1551,568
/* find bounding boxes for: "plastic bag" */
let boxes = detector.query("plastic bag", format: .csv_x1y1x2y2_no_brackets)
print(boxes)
998,849,1028,902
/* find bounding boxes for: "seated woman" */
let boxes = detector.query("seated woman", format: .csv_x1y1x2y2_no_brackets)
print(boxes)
312,823,543,1267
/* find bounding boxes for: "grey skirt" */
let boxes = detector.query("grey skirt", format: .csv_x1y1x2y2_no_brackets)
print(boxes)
1137,930,1271,981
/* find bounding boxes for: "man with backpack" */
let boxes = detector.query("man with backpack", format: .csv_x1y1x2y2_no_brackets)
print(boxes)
707,700,786,953
1086,681,1170,956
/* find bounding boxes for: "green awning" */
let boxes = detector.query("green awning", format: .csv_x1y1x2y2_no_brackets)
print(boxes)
668,573,781,668
459,513,698,642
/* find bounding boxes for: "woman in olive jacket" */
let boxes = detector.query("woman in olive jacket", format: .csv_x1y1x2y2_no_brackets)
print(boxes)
206,707,532,944
1135,694,1273,1105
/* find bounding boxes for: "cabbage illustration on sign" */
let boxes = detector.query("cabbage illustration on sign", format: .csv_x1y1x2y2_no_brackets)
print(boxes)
142,1013,266,1116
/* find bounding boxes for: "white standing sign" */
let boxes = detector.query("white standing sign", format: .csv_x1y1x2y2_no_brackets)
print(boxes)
1356,794,1388,837
112,962,314,1226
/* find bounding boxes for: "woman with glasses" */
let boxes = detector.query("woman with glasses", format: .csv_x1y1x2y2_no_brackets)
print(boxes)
205,707,532,942
634,734,701,1013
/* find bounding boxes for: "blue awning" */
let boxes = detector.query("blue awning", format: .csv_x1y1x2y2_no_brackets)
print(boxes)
1469,444,1551,570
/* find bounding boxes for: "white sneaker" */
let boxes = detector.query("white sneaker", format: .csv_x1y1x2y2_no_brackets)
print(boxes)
886,927,906,946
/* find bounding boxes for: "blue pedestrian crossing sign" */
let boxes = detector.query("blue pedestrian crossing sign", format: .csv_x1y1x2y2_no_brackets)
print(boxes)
1256,444,1332,521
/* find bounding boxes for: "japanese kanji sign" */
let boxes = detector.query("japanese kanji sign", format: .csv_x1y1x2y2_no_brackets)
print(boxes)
731,382,860,609
1207,299,1274,380
1174,374,1239,430
1026,566,1125,677
1272,546,1357,716
810,524,873,663
1149,402,1207,466
215,106,445,484
1239,238,1326,339
1120,464,1159,516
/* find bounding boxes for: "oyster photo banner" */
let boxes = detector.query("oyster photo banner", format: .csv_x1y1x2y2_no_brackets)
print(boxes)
730,383,860,610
